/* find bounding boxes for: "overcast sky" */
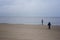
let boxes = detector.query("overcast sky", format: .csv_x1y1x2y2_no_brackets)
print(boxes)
0,0,60,17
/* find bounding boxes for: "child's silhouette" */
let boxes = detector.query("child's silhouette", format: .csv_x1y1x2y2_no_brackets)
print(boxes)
48,22,51,29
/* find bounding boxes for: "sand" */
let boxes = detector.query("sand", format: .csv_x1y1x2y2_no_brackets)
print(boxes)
0,24,60,40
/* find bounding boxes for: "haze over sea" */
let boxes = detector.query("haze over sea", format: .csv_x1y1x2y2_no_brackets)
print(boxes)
0,0,60,25
0,16,60,25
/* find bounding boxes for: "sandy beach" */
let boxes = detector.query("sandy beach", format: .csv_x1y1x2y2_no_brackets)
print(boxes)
0,24,60,40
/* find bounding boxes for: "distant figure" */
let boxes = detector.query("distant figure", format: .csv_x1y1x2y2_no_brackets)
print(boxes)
48,22,51,29
41,19,43,26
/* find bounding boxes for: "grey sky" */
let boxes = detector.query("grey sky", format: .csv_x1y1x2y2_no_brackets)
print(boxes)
0,0,60,17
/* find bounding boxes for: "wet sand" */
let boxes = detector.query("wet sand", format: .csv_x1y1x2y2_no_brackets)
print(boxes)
0,24,60,40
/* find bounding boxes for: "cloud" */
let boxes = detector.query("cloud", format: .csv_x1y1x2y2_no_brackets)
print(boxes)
0,0,60,17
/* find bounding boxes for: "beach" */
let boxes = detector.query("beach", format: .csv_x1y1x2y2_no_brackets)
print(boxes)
0,24,60,40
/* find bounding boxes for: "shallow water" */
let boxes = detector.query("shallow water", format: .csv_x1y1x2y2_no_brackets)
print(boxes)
0,16,60,25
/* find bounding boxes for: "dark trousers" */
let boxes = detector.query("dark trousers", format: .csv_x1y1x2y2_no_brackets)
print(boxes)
48,26,51,29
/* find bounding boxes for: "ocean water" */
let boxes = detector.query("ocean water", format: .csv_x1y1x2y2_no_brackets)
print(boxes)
0,16,60,25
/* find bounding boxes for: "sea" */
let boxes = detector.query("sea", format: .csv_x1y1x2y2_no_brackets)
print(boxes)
0,16,60,25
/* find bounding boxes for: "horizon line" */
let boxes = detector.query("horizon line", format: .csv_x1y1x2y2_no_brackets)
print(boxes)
0,16,60,18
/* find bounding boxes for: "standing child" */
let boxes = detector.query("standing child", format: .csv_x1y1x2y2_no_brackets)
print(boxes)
48,22,51,29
